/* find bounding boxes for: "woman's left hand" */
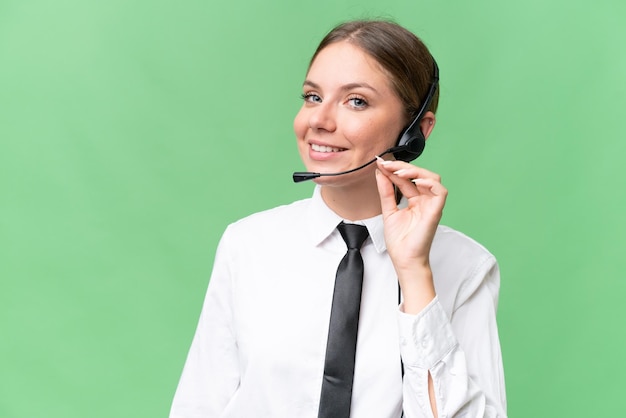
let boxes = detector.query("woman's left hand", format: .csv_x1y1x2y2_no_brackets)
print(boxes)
375,159,447,310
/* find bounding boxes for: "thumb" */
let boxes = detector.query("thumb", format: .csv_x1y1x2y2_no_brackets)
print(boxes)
375,169,398,218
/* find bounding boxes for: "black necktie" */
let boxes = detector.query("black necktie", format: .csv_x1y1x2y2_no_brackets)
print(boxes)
318,222,369,418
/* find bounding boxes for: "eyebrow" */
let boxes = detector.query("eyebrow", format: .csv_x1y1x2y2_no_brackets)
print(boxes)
303,80,379,94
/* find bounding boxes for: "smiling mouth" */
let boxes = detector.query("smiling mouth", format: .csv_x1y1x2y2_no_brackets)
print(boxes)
311,143,346,153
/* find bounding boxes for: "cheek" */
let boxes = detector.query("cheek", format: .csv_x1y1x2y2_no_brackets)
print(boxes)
339,115,370,141
293,107,307,139
345,117,392,150
374,116,406,149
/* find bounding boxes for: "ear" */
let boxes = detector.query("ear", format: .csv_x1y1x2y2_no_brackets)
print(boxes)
419,111,436,140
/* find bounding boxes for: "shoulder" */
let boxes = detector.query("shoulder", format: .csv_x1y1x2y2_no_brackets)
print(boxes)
218,197,313,249
431,225,495,266
430,225,500,313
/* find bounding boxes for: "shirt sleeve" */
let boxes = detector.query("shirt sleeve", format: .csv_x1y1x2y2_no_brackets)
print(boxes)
398,259,507,418
170,228,240,418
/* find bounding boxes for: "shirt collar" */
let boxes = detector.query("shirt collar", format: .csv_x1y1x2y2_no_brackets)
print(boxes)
306,185,389,254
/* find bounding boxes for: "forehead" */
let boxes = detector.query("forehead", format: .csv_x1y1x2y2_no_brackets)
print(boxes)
307,41,394,91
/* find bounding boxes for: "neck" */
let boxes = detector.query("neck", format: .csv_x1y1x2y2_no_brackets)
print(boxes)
319,176,382,221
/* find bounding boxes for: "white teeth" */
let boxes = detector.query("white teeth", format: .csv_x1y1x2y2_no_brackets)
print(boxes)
311,143,342,153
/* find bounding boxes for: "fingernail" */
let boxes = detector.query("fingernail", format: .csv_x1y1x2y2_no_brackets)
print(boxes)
376,156,392,165
393,169,407,175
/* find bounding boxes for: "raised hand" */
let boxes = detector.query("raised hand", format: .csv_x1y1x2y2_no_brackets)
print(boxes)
374,158,448,313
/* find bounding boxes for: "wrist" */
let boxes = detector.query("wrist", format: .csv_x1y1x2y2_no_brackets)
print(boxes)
397,264,436,315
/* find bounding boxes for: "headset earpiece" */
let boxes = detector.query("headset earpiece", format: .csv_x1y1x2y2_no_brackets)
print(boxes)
393,118,427,162
393,59,439,162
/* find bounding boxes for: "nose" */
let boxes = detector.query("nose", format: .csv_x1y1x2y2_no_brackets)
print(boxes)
308,101,337,133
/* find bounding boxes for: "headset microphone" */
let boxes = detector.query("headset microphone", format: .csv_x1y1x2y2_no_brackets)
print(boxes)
292,58,439,183
292,146,405,183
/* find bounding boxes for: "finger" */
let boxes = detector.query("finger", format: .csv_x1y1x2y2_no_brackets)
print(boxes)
376,159,420,199
377,160,442,182
412,178,448,197
376,159,447,200
375,168,399,217
393,173,423,199
374,157,397,175
378,158,418,199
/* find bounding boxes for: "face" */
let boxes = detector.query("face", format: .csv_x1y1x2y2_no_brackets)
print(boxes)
293,41,407,186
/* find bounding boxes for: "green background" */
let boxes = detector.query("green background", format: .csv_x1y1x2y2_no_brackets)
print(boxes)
1,0,624,416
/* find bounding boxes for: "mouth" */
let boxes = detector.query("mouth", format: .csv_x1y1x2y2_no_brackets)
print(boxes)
311,143,346,153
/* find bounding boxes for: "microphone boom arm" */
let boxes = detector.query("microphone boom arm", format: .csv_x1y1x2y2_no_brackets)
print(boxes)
292,146,404,183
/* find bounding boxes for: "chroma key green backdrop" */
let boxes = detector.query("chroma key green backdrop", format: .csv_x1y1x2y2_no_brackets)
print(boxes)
1,0,624,416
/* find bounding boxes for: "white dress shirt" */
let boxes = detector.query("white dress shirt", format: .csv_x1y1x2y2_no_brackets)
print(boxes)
170,186,507,418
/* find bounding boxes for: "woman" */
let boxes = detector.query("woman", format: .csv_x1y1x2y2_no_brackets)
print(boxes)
170,20,506,418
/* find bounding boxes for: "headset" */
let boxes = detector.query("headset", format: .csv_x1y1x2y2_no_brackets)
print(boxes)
392,58,440,162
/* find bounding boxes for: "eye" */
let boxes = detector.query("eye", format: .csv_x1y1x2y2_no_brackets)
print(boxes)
347,95,368,109
301,92,322,103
